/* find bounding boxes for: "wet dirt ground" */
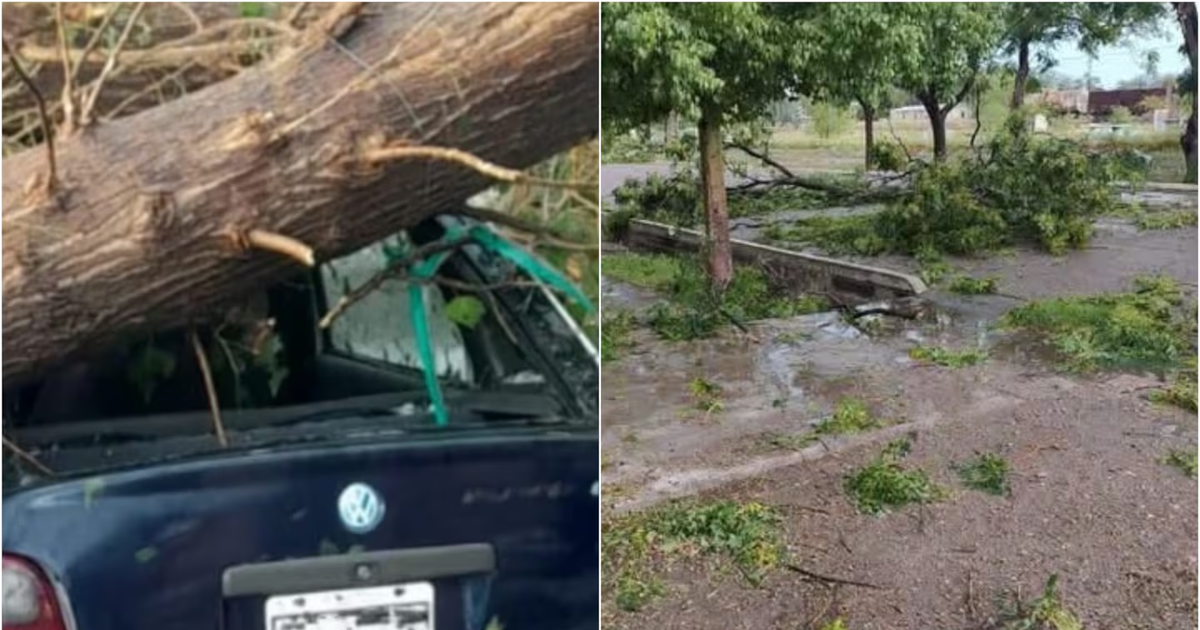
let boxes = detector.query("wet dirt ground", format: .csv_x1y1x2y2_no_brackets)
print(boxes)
601,220,1198,628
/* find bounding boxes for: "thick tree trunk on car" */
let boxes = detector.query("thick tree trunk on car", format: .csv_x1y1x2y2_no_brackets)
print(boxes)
1,2,598,386
1011,39,1031,110
697,106,732,290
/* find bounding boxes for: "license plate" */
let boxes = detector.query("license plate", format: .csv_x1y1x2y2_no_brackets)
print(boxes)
264,582,434,630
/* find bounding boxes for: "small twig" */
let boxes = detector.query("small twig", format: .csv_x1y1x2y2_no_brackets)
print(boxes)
231,228,316,266
190,329,229,448
71,2,125,85
783,563,882,589
363,146,592,190
460,205,596,250
102,61,197,120
286,2,312,27
2,435,54,476
886,117,916,164
805,590,837,629
728,142,797,179
2,39,56,193
169,2,204,32
79,2,146,126
319,237,471,329
55,3,76,133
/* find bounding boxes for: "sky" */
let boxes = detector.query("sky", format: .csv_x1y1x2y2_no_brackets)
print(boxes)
1043,31,1187,88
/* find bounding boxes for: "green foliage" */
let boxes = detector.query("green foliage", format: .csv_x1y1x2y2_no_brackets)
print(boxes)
646,261,829,341
1163,449,1198,477
1108,105,1134,124
1001,275,1192,374
946,274,999,295
1000,575,1083,630
601,253,682,292
601,311,637,363
688,377,724,413
603,500,783,611
869,141,908,171
908,345,988,368
1136,209,1197,231
445,296,487,330
954,452,1010,495
807,101,851,139
814,398,885,436
1150,357,1198,412
611,172,700,227
126,340,177,404
239,2,267,18
844,439,944,515
602,3,794,130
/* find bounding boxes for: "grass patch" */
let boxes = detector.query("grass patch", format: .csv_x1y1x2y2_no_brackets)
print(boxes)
603,500,784,612
1163,449,1197,477
999,574,1083,630
909,345,988,368
602,253,683,292
954,452,1010,496
844,439,944,515
946,274,999,295
601,311,637,363
1000,275,1192,374
629,255,829,341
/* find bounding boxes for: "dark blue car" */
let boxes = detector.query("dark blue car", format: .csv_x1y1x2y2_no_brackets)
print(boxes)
3,214,599,630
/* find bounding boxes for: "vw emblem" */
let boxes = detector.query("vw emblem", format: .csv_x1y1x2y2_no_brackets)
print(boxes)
338,483,386,534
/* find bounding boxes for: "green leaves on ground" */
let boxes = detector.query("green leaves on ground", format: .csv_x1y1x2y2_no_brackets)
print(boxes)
955,452,1011,496
1001,275,1192,374
603,500,784,612
844,438,944,515
909,345,988,368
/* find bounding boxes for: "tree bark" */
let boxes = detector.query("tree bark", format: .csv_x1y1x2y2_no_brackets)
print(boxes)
697,106,732,290
1,2,598,386
919,94,948,161
859,98,875,170
1174,2,1197,183
1011,39,1031,110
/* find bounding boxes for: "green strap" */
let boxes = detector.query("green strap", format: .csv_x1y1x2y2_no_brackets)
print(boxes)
384,223,594,428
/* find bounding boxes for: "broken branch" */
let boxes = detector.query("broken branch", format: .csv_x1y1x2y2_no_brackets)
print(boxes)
364,145,592,190
235,229,316,267
190,329,229,448
79,2,147,126
783,563,883,590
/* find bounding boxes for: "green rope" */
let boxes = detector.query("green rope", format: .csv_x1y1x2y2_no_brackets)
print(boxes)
384,224,594,427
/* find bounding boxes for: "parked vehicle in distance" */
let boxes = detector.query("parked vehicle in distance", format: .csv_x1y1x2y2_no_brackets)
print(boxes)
3,213,599,630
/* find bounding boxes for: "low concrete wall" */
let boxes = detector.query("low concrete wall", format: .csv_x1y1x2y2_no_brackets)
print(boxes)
624,219,927,301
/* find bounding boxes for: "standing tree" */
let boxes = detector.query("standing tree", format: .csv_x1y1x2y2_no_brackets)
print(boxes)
1174,2,1197,183
1003,3,1165,109
780,3,922,169
602,2,792,288
892,3,1004,160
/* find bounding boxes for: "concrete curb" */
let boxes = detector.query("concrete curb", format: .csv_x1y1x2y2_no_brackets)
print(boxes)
623,219,927,300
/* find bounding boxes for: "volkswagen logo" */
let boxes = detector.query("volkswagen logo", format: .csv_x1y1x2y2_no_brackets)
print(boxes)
338,483,386,534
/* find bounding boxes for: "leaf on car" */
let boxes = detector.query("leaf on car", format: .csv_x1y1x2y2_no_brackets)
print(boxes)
82,477,106,509
445,296,487,329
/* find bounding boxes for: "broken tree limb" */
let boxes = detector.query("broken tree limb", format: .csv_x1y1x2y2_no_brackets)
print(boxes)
2,2,598,386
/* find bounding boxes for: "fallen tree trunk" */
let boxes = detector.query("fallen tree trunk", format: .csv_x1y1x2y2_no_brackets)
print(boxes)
2,2,598,386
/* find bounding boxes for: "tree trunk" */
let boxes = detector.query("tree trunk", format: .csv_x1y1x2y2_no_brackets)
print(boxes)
664,110,680,144
920,95,948,161
1,2,597,386
1174,2,1197,183
1011,39,1031,110
859,98,876,170
697,106,732,290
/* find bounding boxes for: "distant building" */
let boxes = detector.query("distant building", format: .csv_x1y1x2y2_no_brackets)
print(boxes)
888,104,971,121
1087,87,1169,116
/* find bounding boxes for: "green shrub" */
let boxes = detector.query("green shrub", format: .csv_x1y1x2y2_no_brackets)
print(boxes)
869,141,908,171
